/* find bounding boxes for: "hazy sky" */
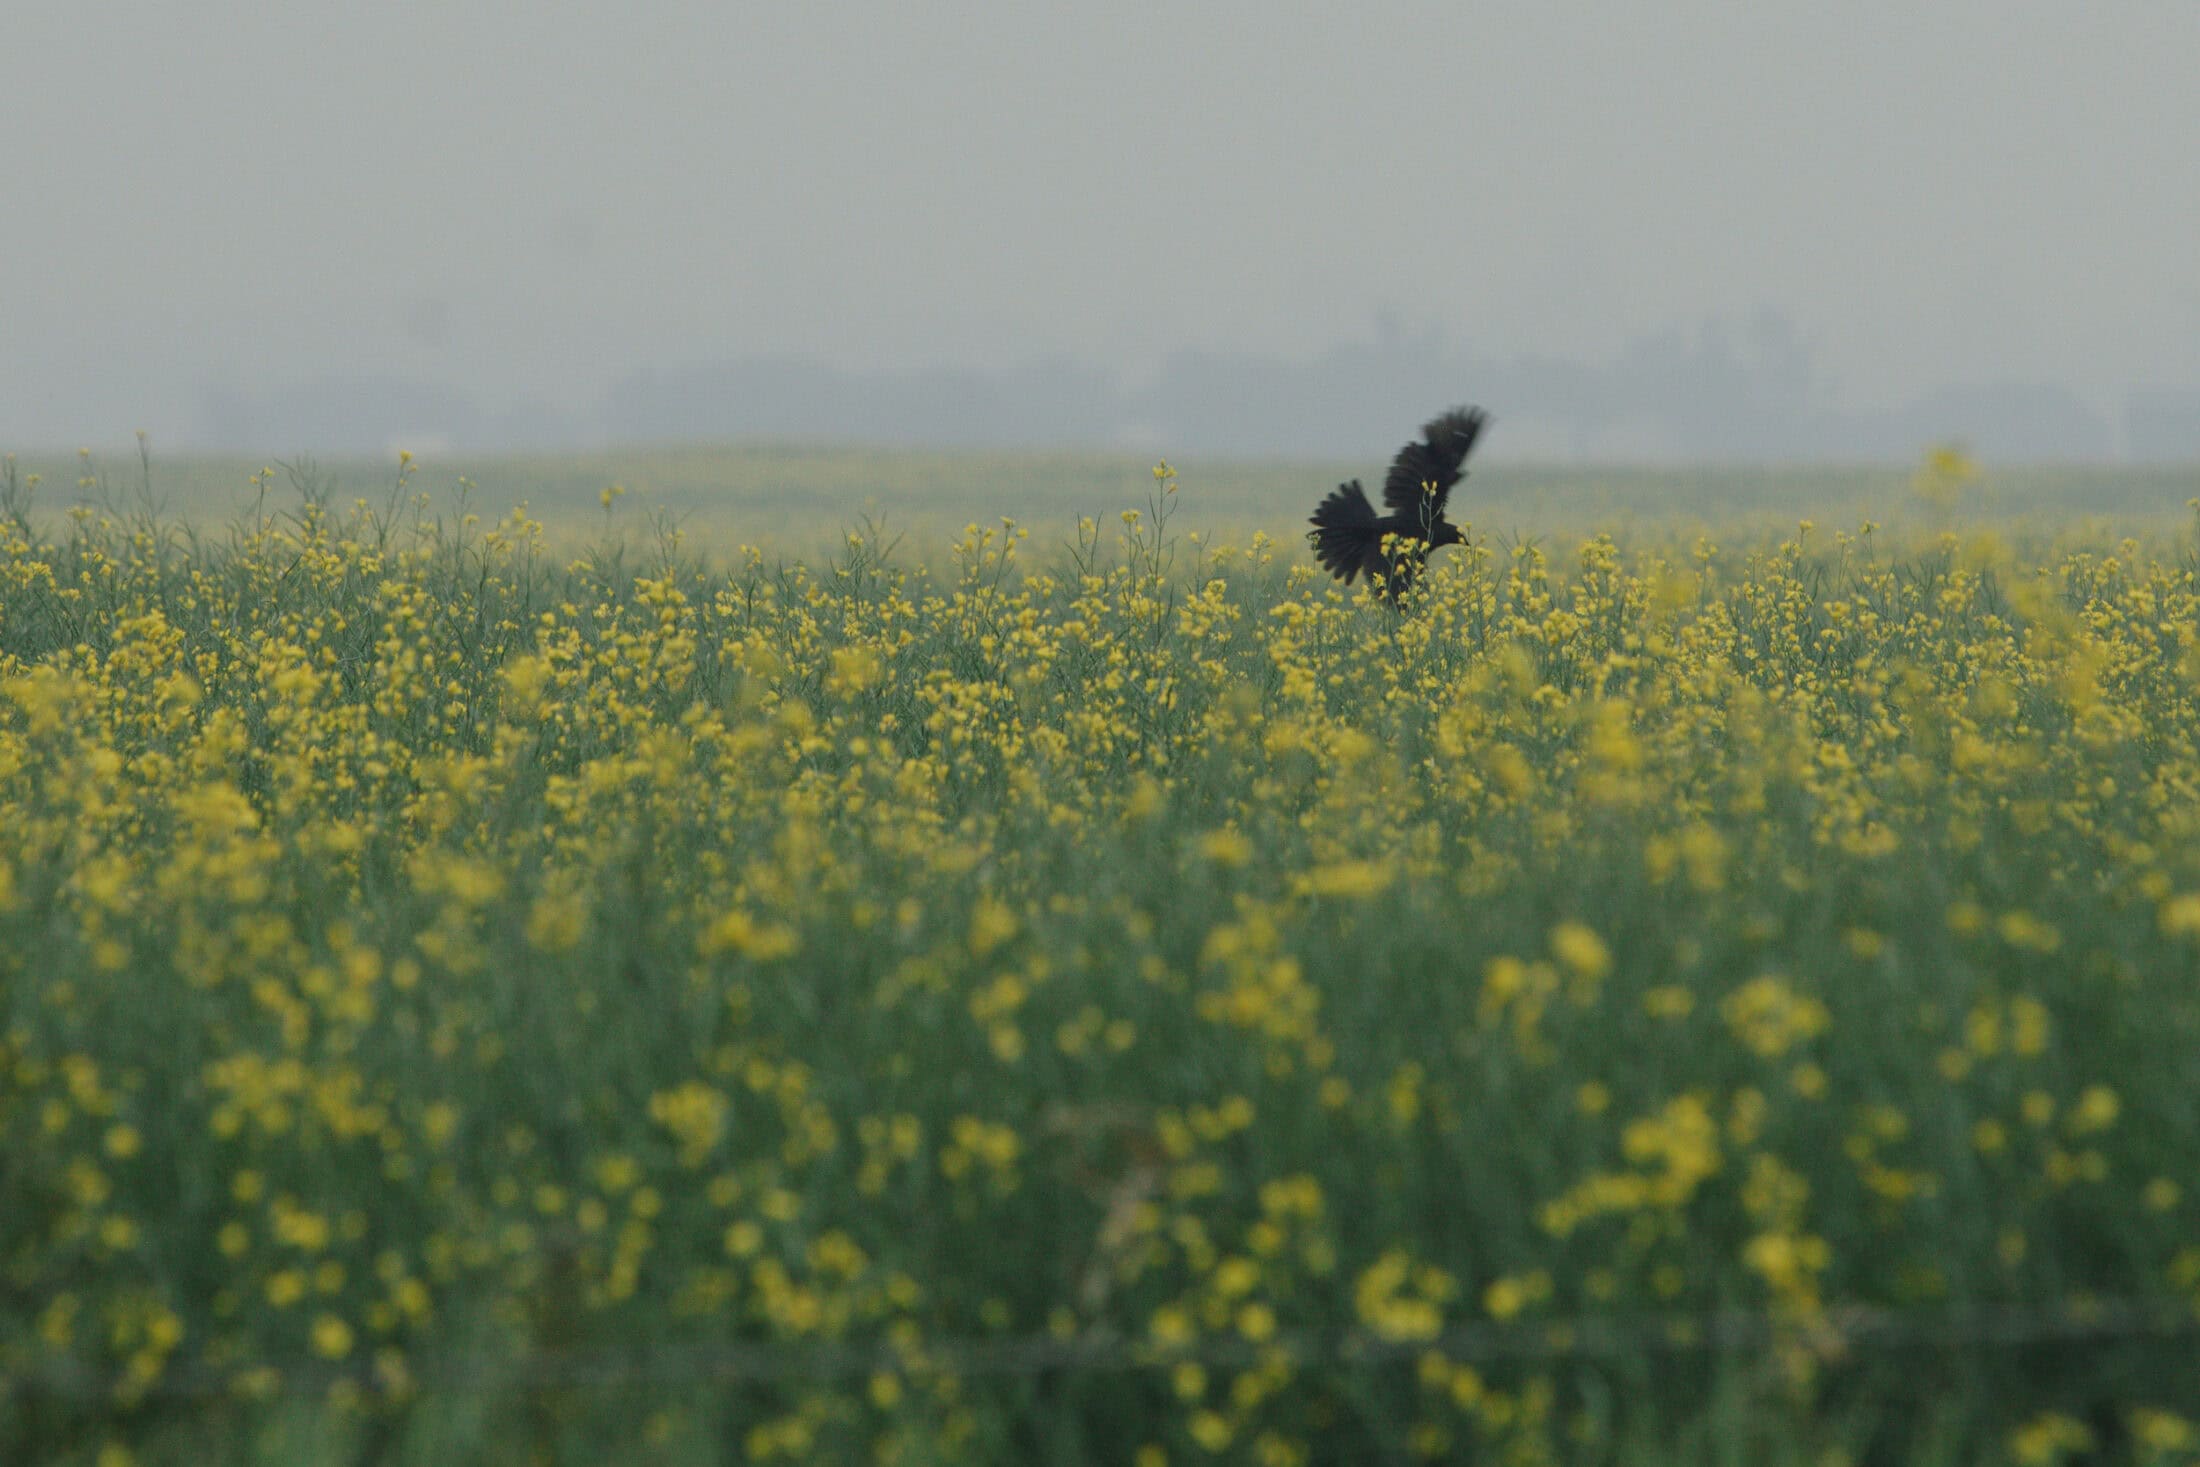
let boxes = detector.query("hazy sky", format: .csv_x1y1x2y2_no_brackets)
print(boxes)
5,1,2197,451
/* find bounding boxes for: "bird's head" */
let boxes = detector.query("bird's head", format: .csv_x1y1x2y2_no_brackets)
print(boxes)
1431,521,1466,548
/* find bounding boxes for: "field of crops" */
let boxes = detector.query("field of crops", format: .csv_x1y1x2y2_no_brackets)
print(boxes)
13,440,2200,540
5,452,2200,1465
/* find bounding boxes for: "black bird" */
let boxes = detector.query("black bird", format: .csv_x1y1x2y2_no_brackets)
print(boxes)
1307,407,1487,599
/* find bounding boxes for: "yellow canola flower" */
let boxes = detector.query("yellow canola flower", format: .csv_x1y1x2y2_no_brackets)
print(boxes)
1198,829,1254,867
1548,922,1611,981
310,1314,354,1361
1294,860,1392,899
700,910,799,960
1719,975,1830,1059
2160,893,2200,937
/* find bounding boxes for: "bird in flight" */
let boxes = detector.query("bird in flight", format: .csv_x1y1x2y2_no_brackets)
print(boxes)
1307,407,1487,600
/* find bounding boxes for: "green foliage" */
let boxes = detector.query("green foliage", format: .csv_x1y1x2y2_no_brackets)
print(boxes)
4,462,2200,1464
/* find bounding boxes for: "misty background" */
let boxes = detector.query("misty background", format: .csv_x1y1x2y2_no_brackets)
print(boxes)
5,2,2197,463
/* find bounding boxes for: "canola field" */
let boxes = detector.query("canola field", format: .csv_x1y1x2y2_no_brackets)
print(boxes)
4,456,2200,1465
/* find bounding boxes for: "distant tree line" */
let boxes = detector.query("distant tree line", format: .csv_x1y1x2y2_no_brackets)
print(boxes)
199,312,2199,462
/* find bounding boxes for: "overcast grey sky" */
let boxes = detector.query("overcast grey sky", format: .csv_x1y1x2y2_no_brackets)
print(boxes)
5,1,2197,456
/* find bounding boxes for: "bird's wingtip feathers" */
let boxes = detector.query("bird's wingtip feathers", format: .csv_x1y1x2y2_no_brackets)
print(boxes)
1421,406,1488,453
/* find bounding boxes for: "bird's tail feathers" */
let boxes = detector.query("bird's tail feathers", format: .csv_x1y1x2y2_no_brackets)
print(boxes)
1307,480,1380,584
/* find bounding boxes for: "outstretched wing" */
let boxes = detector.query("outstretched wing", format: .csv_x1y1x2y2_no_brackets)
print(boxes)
1381,406,1487,520
1306,479,1379,583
